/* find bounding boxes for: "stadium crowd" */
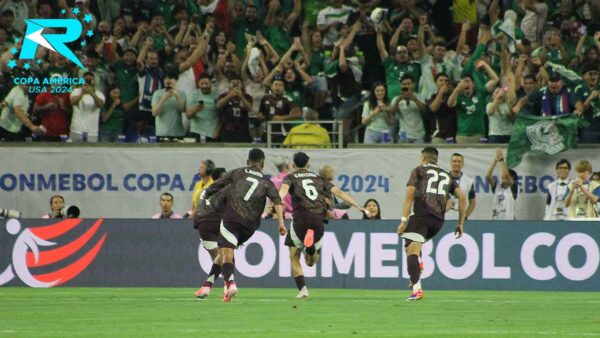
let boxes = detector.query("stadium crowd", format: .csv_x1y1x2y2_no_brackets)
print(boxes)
0,0,599,145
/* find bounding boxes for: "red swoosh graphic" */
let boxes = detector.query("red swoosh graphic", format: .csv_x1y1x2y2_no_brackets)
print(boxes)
26,219,103,268
33,234,107,286
29,218,83,240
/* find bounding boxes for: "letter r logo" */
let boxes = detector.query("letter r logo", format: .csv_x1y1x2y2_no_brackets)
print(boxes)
19,19,85,69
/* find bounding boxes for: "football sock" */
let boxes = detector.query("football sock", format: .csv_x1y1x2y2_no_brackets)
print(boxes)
407,254,421,286
222,262,234,283
306,246,316,255
294,275,306,290
203,263,221,287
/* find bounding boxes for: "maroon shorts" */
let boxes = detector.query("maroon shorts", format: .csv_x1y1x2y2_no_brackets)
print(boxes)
218,220,256,249
195,219,220,243
401,215,444,246
284,210,325,250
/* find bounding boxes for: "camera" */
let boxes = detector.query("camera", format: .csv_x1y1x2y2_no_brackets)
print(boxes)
0,209,21,219
198,100,204,105
60,205,80,218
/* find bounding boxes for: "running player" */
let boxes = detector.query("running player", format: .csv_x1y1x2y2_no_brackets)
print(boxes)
397,147,466,301
193,168,227,299
204,148,287,302
278,152,366,298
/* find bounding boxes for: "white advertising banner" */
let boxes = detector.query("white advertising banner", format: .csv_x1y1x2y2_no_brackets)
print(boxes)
0,146,599,220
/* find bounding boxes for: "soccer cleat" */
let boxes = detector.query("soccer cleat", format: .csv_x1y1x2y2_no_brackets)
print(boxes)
419,261,424,271
194,286,211,299
296,286,309,299
304,229,315,248
223,282,238,302
406,289,424,301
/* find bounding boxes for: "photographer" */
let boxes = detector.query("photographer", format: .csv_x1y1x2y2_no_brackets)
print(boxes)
41,195,80,219
186,74,219,142
390,75,427,143
69,72,106,143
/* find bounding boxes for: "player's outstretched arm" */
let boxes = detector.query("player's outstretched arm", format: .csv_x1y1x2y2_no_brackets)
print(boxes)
330,187,366,213
273,203,287,236
454,187,467,238
278,183,290,201
397,186,415,235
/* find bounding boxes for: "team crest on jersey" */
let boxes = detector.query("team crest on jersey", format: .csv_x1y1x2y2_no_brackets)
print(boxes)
472,97,478,104
526,120,566,155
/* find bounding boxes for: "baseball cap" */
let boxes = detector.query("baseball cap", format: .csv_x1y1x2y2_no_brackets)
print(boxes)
581,63,599,75
548,71,562,82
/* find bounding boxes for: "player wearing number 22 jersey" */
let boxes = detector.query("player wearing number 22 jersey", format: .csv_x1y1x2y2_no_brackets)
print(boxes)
203,148,287,302
397,147,467,301
279,152,366,299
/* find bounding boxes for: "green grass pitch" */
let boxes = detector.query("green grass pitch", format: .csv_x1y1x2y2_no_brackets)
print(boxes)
1,288,599,337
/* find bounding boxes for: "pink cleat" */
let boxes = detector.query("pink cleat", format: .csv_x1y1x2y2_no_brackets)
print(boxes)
304,229,314,248
223,282,238,302
194,286,211,299
406,289,424,301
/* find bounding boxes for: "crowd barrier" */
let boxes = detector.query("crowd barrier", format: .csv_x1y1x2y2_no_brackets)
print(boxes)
1,219,598,290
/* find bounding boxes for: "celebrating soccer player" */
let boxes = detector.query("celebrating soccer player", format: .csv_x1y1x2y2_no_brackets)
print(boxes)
397,147,466,301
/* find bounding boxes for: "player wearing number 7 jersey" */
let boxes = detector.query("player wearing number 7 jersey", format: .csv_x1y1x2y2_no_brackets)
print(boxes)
397,147,467,301
203,148,287,302
278,152,367,299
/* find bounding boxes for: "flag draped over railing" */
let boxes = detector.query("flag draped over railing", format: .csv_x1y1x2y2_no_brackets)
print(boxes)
507,114,588,168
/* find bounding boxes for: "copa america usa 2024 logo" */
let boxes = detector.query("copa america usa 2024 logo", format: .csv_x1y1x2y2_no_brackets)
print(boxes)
7,8,94,94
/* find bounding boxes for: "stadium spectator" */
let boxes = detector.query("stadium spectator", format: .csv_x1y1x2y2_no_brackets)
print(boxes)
362,198,381,220
214,76,252,142
0,81,40,141
32,77,71,142
241,45,269,142
575,63,600,143
233,4,266,58
545,159,572,221
191,159,216,220
520,0,548,45
486,148,518,220
376,29,421,101
98,86,124,142
361,81,393,144
69,72,105,143
151,67,186,140
486,86,517,144
78,50,109,95
152,193,183,219
319,164,349,219
270,156,293,219
317,0,354,48
186,74,219,142
110,47,140,142
260,76,301,144
391,75,427,143
136,37,164,138
42,195,65,219
283,107,330,148
565,160,600,218
427,73,456,144
513,71,577,116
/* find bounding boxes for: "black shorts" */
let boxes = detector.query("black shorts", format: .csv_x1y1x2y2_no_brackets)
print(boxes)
284,211,325,250
195,218,221,250
218,220,256,249
401,215,444,246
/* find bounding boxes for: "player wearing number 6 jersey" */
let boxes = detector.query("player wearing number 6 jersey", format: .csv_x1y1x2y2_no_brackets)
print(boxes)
203,148,287,302
278,152,367,298
397,147,467,301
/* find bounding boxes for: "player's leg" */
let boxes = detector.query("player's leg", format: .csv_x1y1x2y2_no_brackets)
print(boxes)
195,221,223,299
305,219,324,266
218,221,241,302
289,246,309,298
405,241,424,300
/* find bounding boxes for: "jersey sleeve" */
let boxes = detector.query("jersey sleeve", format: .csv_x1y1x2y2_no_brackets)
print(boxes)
266,180,283,205
205,169,235,197
406,168,418,187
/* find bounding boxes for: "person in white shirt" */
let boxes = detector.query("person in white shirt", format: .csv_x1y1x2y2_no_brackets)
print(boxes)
69,72,106,142
446,153,476,220
544,159,572,220
391,75,427,143
0,83,41,141
486,148,518,220
316,0,355,47
152,193,183,219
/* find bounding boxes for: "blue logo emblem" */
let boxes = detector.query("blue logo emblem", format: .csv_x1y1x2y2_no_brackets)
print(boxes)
19,19,85,69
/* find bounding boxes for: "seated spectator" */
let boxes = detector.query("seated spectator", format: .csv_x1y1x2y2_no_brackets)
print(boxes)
152,193,183,219
69,72,106,143
151,67,186,140
565,160,600,218
486,148,518,220
362,199,381,220
361,81,394,144
216,76,253,142
42,195,65,219
186,74,219,142
283,108,331,148
100,86,124,142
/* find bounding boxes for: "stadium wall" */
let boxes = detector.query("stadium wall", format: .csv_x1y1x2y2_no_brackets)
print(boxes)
1,219,598,290
1,146,599,220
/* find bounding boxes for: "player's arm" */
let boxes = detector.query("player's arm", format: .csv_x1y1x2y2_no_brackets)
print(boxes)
466,187,476,219
397,185,415,235
268,183,287,236
330,187,365,212
453,187,466,238
278,183,290,201
204,172,233,198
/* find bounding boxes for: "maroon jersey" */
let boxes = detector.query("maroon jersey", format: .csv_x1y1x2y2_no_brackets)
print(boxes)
205,166,282,229
407,164,458,221
196,185,229,222
218,91,252,132
283,169,333,215
259,94,296,134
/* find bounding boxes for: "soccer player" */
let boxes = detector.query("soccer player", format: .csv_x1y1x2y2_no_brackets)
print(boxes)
193,168,228,299
278,152,366,298
204,149,287,302
397,147,466,301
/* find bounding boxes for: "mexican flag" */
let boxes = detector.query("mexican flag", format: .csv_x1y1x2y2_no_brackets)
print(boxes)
507,114,589,168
